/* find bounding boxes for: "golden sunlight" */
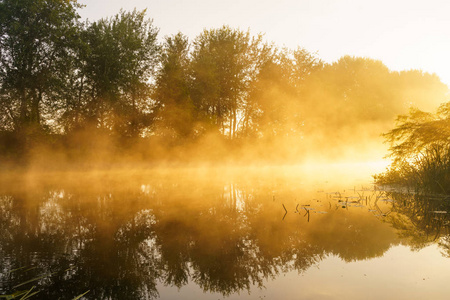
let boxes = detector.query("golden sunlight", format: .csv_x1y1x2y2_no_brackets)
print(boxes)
1,1,449,299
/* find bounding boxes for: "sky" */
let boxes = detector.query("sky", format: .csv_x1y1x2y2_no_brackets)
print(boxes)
78,0,450,87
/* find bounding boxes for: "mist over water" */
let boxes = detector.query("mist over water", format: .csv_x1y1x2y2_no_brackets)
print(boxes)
1,10,448,171
1,2,450,299
1,165,450,299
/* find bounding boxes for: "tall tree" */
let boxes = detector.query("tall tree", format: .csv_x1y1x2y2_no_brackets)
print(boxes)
73,9,159,137
153,33,193,139
0,0,81,133
246,47,322,137
190,26,268,138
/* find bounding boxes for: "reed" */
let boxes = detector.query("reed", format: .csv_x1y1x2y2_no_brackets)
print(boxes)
375,144,450,194
376,103,450,195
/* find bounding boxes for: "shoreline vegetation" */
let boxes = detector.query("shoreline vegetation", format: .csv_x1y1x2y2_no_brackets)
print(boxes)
375,103,450,194
0,0,449,191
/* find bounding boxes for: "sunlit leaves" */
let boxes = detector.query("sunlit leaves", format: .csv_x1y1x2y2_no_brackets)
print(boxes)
378,102,450,192
190,26,269,138
384,105,450,162
78,9,159,137
153,33,194,139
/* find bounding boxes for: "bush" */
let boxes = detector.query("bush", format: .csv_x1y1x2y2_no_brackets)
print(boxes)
376,102,450,194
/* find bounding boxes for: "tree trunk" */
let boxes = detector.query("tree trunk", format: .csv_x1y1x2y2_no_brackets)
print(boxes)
19,88,28,131
30,91,41,127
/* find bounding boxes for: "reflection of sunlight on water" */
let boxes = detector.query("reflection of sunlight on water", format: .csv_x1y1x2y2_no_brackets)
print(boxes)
39,192,66,235
140,184,155,195
2,160,449,300
223,184,246,212
273,159,392,186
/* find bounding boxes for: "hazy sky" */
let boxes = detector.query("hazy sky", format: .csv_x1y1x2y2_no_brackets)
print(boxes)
78,0,450,87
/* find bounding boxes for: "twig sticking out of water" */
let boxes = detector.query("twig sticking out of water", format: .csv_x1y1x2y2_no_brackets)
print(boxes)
282,203,287,220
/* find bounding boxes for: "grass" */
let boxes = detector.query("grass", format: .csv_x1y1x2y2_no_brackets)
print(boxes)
375,144,450,195
1,267,90,300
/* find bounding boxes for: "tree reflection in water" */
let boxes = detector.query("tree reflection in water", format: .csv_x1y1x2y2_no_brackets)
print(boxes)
381,190,450,255
0,172,446,299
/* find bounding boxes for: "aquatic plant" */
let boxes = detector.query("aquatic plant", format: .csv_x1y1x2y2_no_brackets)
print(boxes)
0,267,90,300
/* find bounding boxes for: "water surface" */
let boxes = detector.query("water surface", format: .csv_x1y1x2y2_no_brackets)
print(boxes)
0,163,449,299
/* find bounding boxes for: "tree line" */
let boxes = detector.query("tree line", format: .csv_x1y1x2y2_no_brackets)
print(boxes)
0,0,448,164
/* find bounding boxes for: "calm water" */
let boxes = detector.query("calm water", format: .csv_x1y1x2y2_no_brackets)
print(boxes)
0,163,449,299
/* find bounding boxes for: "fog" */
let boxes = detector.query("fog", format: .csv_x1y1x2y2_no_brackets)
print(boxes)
1,6,449,173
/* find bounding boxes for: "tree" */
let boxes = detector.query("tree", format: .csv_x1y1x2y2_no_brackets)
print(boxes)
395,70,448,112
309,56,394,122
301,56,448,129
190,26,269,138
246,47,322,137
153,33,194,139
0,0,81,135
71,9,159,137
376,102,450,192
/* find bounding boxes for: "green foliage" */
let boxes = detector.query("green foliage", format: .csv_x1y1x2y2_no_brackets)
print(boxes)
73,9,159,137
153,33,194,139
0,0,82,133
1,2,449,164
190,26,271,138
376,102,450,193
